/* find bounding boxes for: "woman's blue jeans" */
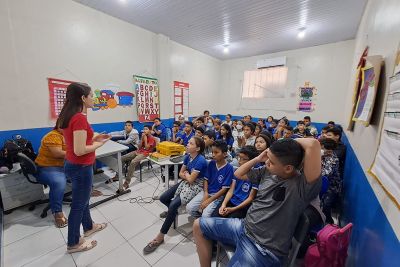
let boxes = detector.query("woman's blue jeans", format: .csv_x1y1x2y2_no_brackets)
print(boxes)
36,166,66,214
64,161,94,247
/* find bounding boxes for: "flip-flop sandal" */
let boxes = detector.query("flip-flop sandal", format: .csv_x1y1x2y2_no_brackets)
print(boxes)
105,175,119,184
143,239,164,254
123,181,130,190
54,215,68,228
84,222,108,238
67,239,97,254
91,189,103,197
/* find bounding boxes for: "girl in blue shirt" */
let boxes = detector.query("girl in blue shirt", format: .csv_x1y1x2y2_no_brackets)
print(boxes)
217,124,234,151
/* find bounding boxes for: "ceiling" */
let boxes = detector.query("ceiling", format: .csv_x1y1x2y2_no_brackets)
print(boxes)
74,0,367,60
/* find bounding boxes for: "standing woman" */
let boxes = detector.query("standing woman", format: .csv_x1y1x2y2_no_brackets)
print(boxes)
58,83,110,253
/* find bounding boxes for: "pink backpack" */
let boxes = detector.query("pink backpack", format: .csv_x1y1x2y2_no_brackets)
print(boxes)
304,223,353,267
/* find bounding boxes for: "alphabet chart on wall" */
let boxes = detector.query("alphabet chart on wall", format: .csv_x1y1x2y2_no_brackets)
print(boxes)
174,81,189,120
134,75,160,122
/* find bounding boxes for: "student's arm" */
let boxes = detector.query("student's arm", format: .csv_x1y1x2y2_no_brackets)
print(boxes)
179,165,188,179
234,149,268,180
48,146,66,159
142,134,150,149
296,138,321,183
73,130,106,156
183,170,201,184
226,188,257,214
202,180,209,202
200,187,229,210
219,180,236,216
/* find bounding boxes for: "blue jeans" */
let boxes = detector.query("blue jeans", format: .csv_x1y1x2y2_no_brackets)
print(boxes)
64,161,94,247
36,166,66,214
199,217,281,267
159,182,182,234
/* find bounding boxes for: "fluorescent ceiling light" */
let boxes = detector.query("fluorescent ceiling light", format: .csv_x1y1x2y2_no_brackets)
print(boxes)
297,28,306,39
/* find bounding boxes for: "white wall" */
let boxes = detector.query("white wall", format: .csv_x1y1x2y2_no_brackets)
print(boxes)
0,0,221,131
343,0,400,238
218,40,355,123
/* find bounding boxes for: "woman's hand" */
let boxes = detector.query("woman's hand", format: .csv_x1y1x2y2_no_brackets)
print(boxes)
93,134,111,143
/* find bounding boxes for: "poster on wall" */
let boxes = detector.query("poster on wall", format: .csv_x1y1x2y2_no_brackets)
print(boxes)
92,83,135,111
297,82,316,112
134,75,160,122
352,55,383,125
48,78,78,119
369,72,400,209
173,81,189,120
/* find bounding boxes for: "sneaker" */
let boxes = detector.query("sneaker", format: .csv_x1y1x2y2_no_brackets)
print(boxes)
159,211,168,218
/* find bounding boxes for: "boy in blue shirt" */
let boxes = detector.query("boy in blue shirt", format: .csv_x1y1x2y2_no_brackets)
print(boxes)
152,117,167,141
176,121,194,146
186,140,233,217
211,145,259,218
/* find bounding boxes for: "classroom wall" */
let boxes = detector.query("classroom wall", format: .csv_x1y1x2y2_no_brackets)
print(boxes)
0,0,221,132
341,0,400,266
218,40,355,124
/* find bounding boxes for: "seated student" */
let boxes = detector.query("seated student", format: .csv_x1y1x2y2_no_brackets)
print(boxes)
171,121,182,142
257,119,266,129
243,115,252,124
35,123,68,228
176,121,195,146
273,118,289,140
267,119,278,134
194,117,207,132
232,120,244,151
211,146,259,218
265,116,274,128
195,126,205,138
254,134,272,153
317,125,330,140
193,138,321,267
186,140,233,218
236,122,256,151
320,138,340,224
254,124,263,136
327,121,335,128
144,137,207,254
121,125,156,189
217,124,234,151
325,127,346,178
293,120,313,138
205,116,215,131
231,119,238,130
109,120,139,153
282,125,295,139
203,130,216,160
222,114,233,127
152,118,167,141
178,115,186,131
303,116,318,137
213,120,222,138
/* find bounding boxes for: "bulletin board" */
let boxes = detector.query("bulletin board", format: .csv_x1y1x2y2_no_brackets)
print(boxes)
298,82,316,112
48,78,77,119
174,81,189,120
134,75,160,122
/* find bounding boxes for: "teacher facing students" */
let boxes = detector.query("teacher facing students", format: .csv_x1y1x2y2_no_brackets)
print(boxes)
58,83,110,253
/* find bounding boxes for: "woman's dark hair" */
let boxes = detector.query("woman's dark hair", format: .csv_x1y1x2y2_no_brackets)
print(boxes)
269,139,304,169
53,118,61,130
256,134,272,149
220,124,233,140
238,145,259,160
212,140,228,153
192,136,205,154
59,83,91,129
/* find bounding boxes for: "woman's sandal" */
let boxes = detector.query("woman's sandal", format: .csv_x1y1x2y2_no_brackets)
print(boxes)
91,189,103,197
54,213,68,228
67,238,97,254
105,175,119,184
123,181,130,190
83,222,108,238
143,239,164,255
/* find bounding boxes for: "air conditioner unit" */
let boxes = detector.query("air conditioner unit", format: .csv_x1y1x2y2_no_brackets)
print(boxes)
256,56,286,69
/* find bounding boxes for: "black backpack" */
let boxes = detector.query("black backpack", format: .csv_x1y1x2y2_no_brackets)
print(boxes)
0,135,37,169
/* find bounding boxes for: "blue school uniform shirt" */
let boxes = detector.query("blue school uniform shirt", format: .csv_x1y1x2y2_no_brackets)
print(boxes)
217,136,234,148
155,124,167,141
183,154,208,179
180,131,194,146
230,177,259,206
205,160,233,194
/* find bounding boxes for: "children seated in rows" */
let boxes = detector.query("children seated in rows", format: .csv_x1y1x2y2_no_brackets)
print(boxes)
186,140,233,218
211,146,259,219
144,136,207,254
293,120,313,138
193,138,322,267
109,120,139,154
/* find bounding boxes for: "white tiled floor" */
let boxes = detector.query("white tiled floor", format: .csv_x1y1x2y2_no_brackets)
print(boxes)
2,167,227,267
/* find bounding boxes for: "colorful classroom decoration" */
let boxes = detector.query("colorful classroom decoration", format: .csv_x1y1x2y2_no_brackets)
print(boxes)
48,78,77,119
369,71,400,209
134,75,160,122
92,84,135,111
351,55,383,125
298,82,316,112
116,92,135,107
173,81,189,120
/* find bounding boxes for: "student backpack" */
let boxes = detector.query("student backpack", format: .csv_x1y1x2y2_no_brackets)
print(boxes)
304,223,353,267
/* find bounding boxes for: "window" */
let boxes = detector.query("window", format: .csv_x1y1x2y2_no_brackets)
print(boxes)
242,66,288,98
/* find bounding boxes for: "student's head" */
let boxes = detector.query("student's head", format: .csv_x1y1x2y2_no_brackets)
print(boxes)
255,134,272,152
243,115,252,123
254,124,262,136
143,125,152,135
327,121,335,128
178,115,185,123
297,120,306,131
195,117,204,127
243,123,255,138
237,146,259,167
320,126,330,139
257,119,265,127
267,116,274,123
225,114,232,122
153,118,161,126
195,127,205,137
186,136,205,155
283,126,294,139
236,120,244,130
220,124,232,138
203,130,216,147
267,139,304,178
214,120,222,131
320,138,338,157
173,121,181,129
203,110,210,117
125,121,133,132
278,118,289,128
270,119,278,128
211,140,228,162
325,127,342,142
232,119,238,128
303,116,311,126
184,121,193,133
59,83,92,129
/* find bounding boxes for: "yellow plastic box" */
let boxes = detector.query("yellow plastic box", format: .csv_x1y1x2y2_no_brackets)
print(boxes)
156,141,185,156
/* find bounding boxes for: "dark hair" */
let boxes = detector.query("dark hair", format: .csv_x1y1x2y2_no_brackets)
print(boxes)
248,115,252,120
220,124,233,140
285,125,293,131
326,126,342,139
297,120,305,126
269,139,304,169
320,138,338,150
280,118,289,126
125,120,133,126
272,119,279,124
203,110,210,115
256,134,272,149
212,140,228,153
328,121,335,125
196,116,205,123
184,121,194,127
244,122,255,133
173,121,181,127
260,130,275,143
204,130,216,140
214,120,222,126
238,145,259,160
54,118,61,130
59,83,91,129
192,136,205,154
154,117,161,122
322,126,330,131
267,116,274,120
258,119,265,124
255,124,263,132
226,114,232,119
143,124,152,130
304,116,311,121
195,126,205,134
233,119,238,123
